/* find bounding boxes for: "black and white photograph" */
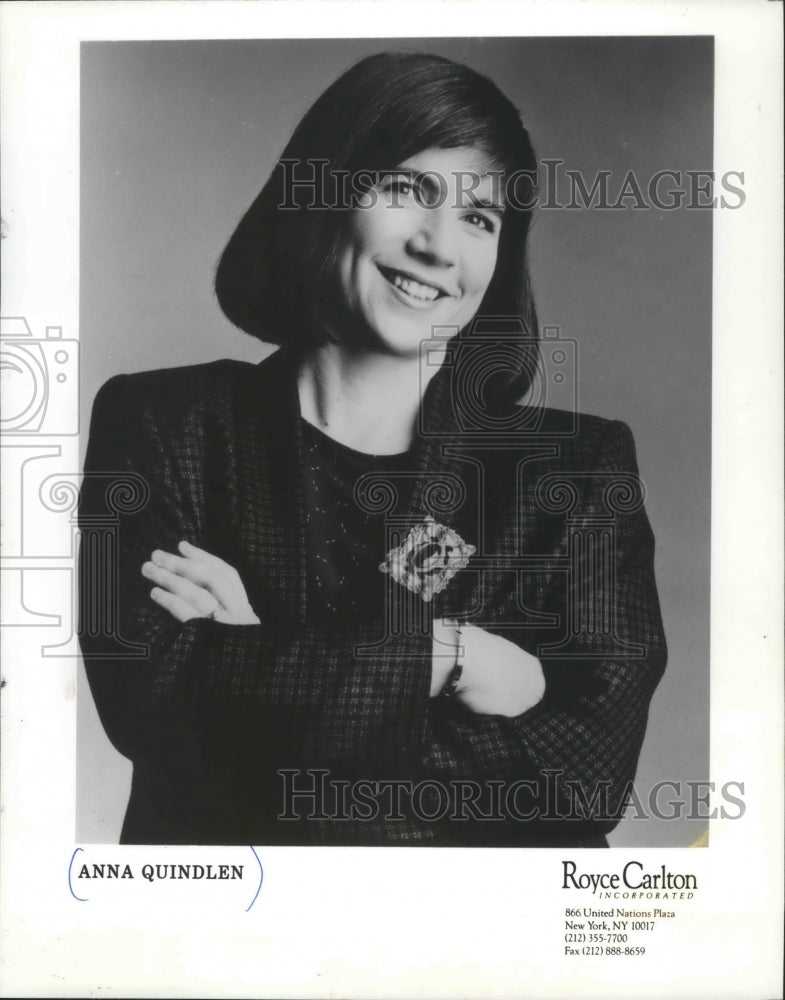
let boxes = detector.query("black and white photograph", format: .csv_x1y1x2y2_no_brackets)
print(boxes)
77,35,711,850
1,3,782,998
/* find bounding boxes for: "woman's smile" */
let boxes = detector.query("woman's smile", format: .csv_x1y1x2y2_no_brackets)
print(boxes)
376,264,452,307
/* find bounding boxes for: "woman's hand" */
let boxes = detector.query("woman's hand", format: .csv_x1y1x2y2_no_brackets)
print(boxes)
142,541,261,625
431,620,545,717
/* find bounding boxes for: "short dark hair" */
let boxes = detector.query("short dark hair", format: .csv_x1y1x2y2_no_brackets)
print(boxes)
215,51,540,403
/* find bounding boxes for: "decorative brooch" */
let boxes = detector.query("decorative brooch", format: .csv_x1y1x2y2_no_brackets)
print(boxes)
379,516,476,603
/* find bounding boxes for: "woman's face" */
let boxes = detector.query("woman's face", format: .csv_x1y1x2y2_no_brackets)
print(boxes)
335,146,503,357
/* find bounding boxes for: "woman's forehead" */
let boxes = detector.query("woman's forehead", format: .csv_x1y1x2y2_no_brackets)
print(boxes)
396,145,500,176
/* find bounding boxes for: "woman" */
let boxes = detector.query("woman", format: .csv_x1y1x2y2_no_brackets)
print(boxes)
79,52,666,846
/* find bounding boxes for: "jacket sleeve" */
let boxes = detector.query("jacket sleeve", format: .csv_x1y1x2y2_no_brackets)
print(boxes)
79,375,433,776
423,419,667,818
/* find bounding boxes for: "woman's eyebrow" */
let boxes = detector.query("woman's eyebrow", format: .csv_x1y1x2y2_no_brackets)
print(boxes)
466,191,505,214
376,167,416,182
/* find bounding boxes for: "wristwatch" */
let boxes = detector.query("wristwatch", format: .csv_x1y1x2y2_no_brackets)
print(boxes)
440,619,465,698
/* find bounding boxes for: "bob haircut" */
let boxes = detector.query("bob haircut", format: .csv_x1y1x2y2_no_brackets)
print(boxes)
215,52,540,404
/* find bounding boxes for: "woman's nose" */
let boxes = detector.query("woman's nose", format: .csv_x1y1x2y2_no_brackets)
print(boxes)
406,207,456,267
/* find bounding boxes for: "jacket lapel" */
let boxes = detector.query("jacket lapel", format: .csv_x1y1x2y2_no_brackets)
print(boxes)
231,348,308,625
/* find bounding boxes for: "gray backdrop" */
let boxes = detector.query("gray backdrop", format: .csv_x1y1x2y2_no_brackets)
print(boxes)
78,36,712,846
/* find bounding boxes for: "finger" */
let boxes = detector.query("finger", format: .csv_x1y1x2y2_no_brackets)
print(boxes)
142,561,220,617
177,542,249,610
150,586,202,623
151,549,216,588
150,549,241,614
152,548,236,587
178,540,227,567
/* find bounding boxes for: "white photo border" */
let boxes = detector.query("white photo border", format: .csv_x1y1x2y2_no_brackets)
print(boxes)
1,2,782,998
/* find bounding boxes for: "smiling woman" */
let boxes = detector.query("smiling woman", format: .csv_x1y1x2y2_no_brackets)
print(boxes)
79,52,666,846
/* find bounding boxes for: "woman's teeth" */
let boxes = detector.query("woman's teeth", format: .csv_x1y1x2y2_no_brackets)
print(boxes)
391,272,440,301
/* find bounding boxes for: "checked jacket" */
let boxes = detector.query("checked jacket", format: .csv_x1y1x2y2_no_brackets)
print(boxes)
79,345,667,845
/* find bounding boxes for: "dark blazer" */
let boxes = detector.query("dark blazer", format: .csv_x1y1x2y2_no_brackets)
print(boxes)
79,347,666,846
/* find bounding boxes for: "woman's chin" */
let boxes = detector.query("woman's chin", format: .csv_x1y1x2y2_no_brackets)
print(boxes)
369,326,441,359
321,299,467,360
333,316,440,360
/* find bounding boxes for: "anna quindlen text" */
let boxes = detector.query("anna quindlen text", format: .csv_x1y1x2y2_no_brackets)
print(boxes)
562,860,697,897
76,863,244,882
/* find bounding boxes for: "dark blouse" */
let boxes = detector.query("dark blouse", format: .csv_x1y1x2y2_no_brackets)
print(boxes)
300,417,411,625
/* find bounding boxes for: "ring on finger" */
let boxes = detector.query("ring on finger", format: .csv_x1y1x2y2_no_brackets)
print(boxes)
205,602,225,621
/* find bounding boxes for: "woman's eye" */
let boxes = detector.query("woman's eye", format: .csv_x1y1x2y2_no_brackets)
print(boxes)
464,212,497,234
381,178,415,199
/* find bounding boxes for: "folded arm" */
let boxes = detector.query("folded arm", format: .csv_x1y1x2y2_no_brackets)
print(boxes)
79,376,433,775
423,420,667,822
